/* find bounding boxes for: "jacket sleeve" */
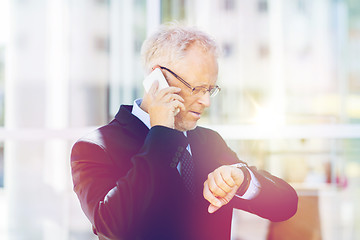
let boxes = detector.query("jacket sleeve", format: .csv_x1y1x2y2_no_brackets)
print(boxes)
229,165,299,222
71,126,187,239
210,130,298,222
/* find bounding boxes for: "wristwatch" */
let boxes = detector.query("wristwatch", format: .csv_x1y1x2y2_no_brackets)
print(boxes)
234,163,251,196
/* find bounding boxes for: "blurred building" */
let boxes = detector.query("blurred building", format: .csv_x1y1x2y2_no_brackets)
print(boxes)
0,0,359,239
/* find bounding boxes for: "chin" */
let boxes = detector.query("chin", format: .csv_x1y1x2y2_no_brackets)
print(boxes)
175,120,198,132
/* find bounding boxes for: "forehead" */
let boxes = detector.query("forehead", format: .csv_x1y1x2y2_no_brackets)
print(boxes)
174,45,218,86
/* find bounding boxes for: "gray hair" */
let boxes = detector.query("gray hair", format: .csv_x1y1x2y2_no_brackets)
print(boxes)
141,23,220,74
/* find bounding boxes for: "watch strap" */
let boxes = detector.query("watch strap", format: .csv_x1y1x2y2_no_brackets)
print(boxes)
234,163,251,196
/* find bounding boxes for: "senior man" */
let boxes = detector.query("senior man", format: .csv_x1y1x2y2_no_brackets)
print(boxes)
71,23,298,240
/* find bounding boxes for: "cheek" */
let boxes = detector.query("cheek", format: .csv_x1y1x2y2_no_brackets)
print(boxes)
181,95,196,110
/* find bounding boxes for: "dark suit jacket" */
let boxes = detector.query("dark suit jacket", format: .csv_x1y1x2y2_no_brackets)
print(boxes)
71,105,298,240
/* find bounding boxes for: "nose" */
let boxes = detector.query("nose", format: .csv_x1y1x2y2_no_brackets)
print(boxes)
198,91,211,108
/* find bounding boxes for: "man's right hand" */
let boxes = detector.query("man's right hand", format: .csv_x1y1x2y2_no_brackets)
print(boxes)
142,81,185,129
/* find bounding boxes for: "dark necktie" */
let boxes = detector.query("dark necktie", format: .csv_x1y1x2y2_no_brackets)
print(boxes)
180,147,195,195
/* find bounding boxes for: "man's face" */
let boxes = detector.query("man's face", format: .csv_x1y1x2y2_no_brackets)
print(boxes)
163,44,218,131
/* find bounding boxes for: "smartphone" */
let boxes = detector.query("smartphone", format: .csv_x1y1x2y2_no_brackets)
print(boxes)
143,68,169,93
143,67,180,115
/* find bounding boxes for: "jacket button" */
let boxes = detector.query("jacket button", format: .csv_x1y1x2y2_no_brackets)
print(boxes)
177,146,184,152
172,156,179,163
170,162,177,168
175,151,181,157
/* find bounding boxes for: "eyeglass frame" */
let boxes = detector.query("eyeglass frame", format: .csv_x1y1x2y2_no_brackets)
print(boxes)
158,66,221,97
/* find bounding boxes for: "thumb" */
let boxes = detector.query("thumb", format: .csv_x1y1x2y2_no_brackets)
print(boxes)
208,204,221,214
208,188,238,214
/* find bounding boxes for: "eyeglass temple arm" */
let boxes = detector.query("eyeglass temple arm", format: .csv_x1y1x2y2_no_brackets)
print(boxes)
159,66,194,90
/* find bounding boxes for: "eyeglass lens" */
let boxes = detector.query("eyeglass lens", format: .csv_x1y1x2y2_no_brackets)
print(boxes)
192,86,220,97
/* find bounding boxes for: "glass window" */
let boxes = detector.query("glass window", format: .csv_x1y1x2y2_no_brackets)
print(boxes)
0,38,4,189
161,0,186,22
258,0,268,12
1,0,360,239
224,0,236,11
0,46,3,126
0,143,3,188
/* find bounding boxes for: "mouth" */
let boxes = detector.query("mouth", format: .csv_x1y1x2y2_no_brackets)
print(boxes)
189,111,202,119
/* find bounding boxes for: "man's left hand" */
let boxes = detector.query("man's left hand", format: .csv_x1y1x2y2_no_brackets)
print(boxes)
203,165,244,213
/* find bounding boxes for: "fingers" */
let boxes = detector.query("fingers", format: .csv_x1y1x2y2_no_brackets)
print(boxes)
207,167,238,198
149,80,181,96
148,79,159,95
207,172,227,198
162,91,185,104
219,168,236,188
147,82,186,128
172,100,186,113
218,166,243,187
149,82,185,105
231,167,244,186
203,165,245,214
203,181,231,214
154,85,185,113
203,181,222,209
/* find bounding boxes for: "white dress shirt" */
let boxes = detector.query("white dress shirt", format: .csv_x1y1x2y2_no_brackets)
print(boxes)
131,98,260,199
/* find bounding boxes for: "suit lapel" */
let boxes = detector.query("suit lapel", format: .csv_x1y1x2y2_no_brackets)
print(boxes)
187,128,210,192
188,127,223,182
115,105,150,144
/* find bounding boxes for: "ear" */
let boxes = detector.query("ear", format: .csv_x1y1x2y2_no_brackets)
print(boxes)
152,65,161,70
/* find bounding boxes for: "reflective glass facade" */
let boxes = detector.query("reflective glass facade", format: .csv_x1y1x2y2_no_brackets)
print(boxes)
0,0,359,239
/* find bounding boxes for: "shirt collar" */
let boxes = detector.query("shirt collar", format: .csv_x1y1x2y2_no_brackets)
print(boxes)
131,98,151,129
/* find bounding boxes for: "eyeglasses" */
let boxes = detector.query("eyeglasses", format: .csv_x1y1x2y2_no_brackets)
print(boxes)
159,66,221,97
